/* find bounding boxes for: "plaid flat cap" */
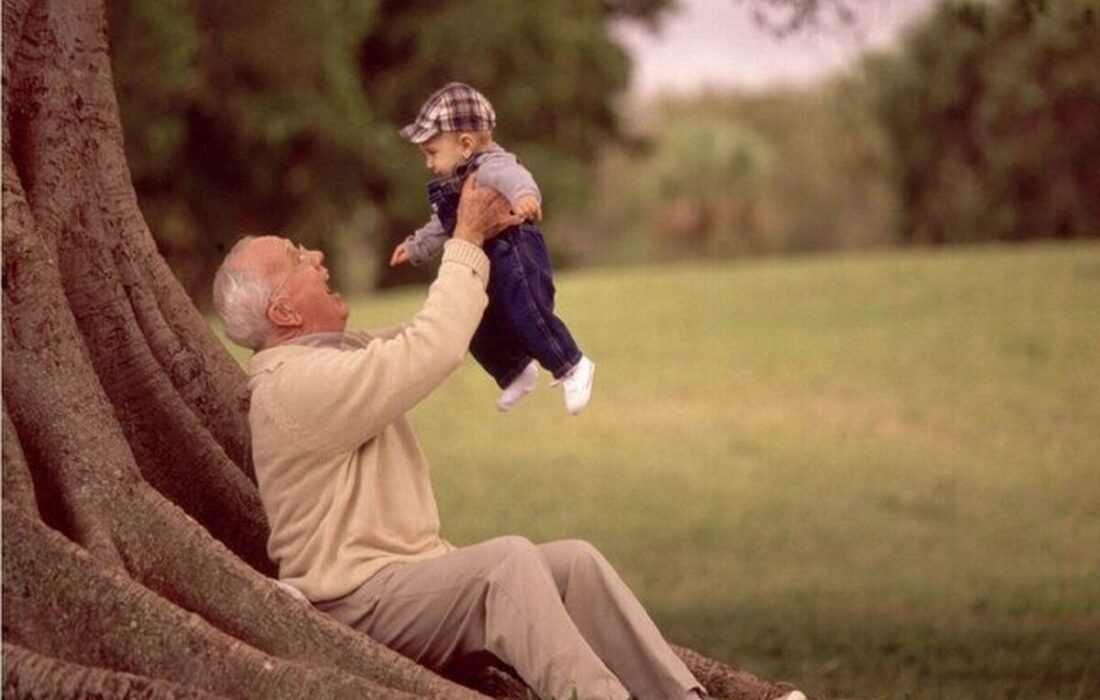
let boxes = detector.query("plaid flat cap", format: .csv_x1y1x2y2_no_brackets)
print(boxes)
399,82,497,144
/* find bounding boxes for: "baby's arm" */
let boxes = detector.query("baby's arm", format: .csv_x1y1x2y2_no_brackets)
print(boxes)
476,152,542,221
400,214,449,266
512,194,542,222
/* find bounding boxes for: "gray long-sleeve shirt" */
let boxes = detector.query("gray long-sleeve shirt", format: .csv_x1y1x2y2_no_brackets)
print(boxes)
404,144,541,266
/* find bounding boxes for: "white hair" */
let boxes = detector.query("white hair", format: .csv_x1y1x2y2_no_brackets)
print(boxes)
212,237,277,351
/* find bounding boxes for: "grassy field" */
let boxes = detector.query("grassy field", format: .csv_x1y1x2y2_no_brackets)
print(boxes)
218,241,1100,699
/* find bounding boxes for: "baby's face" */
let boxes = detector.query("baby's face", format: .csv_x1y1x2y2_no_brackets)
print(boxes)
418,133,469,177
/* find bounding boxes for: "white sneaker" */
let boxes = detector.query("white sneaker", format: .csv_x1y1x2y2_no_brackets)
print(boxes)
777,692,807,700
496,361,539,412
560,356,595,415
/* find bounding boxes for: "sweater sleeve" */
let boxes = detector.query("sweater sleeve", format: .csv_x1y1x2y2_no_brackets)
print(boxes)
270,240,489,454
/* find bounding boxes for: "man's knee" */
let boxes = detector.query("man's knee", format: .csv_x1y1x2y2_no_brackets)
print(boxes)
559,538,606,566
486,535,542,563
481,536,556,593
549,539,618,582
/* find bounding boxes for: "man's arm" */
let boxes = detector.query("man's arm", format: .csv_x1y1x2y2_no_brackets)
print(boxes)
366,176,522,339
267,179,521,453
265,241,486,454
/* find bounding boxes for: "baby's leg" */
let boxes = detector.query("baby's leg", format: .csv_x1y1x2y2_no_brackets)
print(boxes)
469,291,534,389
488,226,583,380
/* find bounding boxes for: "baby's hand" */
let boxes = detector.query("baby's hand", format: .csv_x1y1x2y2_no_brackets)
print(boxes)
389,242,410,267
512,195,542,222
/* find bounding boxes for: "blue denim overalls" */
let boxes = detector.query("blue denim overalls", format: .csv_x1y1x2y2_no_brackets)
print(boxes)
428,157,582,387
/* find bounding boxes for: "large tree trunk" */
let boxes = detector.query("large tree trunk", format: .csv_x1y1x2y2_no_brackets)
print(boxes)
2,0,793,697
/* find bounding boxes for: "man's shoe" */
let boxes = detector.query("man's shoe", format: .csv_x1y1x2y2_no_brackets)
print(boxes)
497,361,539,412
560,356,595,415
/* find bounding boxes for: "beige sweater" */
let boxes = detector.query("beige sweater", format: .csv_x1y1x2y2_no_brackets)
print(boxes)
247,239,490,602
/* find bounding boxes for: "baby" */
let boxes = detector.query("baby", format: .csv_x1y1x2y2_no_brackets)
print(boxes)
391,82,594,415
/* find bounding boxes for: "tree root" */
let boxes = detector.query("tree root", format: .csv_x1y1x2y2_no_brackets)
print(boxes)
3,642,227,700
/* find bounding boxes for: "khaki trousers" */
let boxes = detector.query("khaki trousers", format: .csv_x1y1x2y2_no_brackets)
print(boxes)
315,536,700,700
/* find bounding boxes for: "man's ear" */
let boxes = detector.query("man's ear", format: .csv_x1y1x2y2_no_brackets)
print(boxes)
267,300,301,328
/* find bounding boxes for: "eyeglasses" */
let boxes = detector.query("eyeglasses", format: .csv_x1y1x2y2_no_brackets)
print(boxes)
268,244,308,307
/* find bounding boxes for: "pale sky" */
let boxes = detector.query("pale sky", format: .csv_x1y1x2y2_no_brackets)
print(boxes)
613,0,940,96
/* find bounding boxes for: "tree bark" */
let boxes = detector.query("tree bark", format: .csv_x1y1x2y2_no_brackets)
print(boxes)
2,0,801,698
2,0,479,695
3,642,227,700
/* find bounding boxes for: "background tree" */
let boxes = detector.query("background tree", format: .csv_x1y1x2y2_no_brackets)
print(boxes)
357,0,668,287
740,0,874,35
107,0,377,305
866,0,1100,243
108,0,674,298
578,85,897,264
607,109,777,257
105,0,1100,304
585,0,1098,262
2,0,812,696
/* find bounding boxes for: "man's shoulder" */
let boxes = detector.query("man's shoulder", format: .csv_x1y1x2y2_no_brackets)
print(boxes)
248,333,372,378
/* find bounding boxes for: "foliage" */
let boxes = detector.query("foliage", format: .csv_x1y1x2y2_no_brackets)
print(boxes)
581,0,1100,263
741,0,870,35
108,0,1100,299
357,0,669,287
108,0,379,303
866,0,1100,243
574,84,898,264
108,0,673,300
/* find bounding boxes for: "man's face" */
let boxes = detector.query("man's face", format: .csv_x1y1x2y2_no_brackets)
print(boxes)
248,236,349,336
418,132,469,177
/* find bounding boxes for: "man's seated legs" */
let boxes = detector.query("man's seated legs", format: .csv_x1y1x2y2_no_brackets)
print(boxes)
316,536,630,700
538,539,703,700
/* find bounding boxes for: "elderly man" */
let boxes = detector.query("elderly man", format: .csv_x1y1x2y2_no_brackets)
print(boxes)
213,178,804,700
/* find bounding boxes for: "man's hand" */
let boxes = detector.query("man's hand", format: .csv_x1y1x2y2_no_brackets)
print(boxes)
512,194,542,222
453,175,524,247
389,242,410,267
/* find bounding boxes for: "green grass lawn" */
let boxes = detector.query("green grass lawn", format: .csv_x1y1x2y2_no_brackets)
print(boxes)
218,241,1100,699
